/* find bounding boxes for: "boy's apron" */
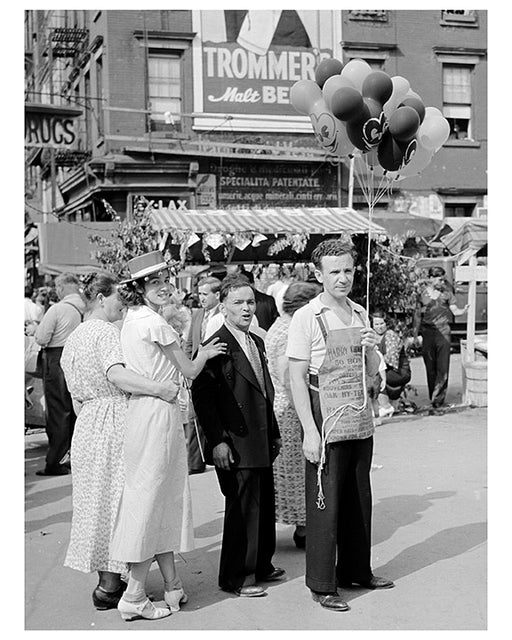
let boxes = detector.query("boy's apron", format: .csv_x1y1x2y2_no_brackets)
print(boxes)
308,309,374,509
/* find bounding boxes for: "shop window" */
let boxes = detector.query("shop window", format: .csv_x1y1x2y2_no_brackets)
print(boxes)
147,52,182,133
444,203,475,217
443,64,472,140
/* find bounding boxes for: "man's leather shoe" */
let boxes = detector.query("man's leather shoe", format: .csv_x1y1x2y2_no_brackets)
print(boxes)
311,592,350,611
233,585,266,597
36,465,70,476
256,567,286,582
342,576,395,590
92,582,127,610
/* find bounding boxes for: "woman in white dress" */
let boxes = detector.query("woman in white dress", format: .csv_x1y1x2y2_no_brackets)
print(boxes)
110,251,226,622
61,272,179,611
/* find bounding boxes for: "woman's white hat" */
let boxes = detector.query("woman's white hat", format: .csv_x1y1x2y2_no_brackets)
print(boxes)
121,250,170,283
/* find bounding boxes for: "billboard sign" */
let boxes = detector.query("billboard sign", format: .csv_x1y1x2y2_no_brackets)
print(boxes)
196,10,340,120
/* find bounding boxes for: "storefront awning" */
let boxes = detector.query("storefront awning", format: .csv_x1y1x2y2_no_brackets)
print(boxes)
150,207,386,235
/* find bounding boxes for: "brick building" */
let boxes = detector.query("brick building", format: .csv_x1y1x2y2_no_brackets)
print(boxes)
24,9,487,229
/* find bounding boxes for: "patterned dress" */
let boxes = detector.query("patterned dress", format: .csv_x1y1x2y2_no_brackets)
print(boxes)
264,315,305,526
60,319,128,574
110,305,194,562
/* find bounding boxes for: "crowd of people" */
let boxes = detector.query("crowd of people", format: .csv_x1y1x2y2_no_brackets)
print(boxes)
25,242,468,618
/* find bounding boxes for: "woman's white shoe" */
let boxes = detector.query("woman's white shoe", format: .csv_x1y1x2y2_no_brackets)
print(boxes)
379,405,394,418
164,587,188,612
117,595,171,621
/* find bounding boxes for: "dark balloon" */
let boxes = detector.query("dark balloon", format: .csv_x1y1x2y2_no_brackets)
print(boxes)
346,118,370,151
331,86,364,122
346,98,387,150
399,96,426,123
388,105,421,142
377,130,405,171
362,71,393,104
315,58,344,89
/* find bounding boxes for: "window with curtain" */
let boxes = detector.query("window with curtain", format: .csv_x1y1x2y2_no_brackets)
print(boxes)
147,52,182,132
443,64,472,140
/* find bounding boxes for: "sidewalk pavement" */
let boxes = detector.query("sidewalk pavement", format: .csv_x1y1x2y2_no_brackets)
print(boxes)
25,354,487,630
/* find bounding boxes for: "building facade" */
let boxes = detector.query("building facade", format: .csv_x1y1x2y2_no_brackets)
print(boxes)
25,9,487,225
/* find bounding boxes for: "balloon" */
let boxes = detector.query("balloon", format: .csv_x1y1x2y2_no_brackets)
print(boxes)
362,70,393,104
388,106,421,142
425,106,443,119
340,58,372,92
400,137,419,166
330,86,364,122
377,130,405,171
309,98,355,158
363,96,383,119
405,89,422,101
322,74,355,110
290,79,323,115
395,139,434,178
346,101,387,151
383,75,410,118
418,115,450,151
399,96,426,123
315,58,344,89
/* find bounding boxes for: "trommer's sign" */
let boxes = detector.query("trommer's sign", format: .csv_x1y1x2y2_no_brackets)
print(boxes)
197,10,339,118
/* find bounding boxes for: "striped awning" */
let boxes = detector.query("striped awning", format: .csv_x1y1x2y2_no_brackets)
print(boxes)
439,219,487,254
150,207,385,235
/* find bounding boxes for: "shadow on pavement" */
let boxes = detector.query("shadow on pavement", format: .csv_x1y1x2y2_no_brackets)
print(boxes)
373,521,487,581
373,491,456,546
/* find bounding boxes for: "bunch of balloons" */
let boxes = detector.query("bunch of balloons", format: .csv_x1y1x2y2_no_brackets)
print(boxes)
290,57,450,180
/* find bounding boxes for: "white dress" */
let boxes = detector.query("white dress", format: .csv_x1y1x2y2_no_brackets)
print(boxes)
110,306,194,562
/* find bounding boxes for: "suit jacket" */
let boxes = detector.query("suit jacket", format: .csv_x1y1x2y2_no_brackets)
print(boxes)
191,324,280,468
254,289,279,331
184,305,221,358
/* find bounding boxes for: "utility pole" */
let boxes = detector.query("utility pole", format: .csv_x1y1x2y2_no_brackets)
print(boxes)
48,28,57,220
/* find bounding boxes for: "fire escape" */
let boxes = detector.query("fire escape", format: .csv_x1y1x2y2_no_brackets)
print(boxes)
40,26,93,177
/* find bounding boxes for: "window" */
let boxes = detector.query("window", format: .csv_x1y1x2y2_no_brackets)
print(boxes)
444,203,475,217
147,53,182,132
443,64,472,140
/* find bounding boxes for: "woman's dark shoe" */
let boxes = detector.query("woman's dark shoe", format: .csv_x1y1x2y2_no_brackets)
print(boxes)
92,582,127,610
293,531,306,549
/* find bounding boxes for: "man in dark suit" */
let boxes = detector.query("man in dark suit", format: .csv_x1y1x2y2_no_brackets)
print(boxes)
191,276,285,597
183,277,222,474
239,269,279,332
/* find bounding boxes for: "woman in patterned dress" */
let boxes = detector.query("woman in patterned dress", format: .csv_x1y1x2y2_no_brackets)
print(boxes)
60,272,179,611
264,281,320,549
110,251,226,622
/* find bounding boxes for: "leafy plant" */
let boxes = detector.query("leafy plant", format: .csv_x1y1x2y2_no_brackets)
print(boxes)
89,203,167,279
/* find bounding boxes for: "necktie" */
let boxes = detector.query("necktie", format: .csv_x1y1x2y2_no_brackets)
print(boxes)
200,310,209,340
245,333,266,396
